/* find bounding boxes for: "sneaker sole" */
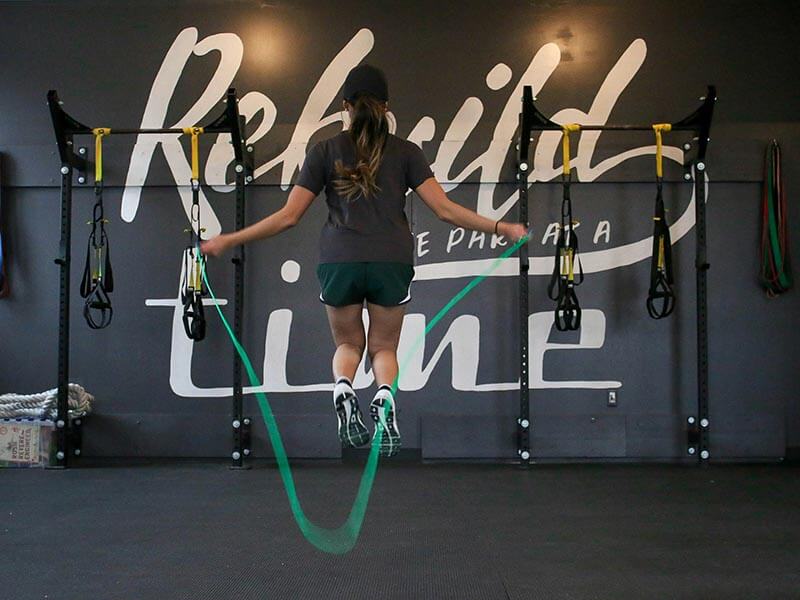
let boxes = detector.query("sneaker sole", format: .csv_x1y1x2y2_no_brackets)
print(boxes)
369,401,401,457
335,396,369,448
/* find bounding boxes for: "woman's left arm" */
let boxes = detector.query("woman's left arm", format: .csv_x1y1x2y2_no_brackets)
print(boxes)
201,185,317,257
414,177,528,241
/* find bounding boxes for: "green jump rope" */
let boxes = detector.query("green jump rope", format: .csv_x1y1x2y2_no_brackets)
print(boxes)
200,231,531,554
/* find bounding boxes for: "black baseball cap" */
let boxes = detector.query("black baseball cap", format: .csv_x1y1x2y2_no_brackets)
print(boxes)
342,64,388,103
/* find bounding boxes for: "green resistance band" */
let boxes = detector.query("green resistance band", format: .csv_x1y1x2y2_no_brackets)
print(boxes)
200,232,530,554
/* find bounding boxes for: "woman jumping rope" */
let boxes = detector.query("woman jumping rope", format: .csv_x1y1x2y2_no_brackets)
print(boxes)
202,65,527,456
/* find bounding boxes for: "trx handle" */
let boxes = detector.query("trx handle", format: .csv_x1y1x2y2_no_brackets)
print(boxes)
646,219,675,319
180,242,207,341
647,123,676,319
82,273,113,329
180,247,207,341
80,222,114,329
555,286,581,331
183,294,207,341
548,231,584,331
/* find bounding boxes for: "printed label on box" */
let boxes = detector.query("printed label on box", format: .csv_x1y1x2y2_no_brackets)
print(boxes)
0,423,41,463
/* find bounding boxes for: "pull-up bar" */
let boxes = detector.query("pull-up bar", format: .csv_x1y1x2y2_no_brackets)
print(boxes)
46,87,253,469
527,124,706,132
515,85,717,467
72,128,207,135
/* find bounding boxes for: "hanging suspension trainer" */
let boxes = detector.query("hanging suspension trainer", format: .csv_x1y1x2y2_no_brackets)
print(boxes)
760,140,792,296
548,124,584,331
180,126,207,341
646,123,676,319
79,128,114,329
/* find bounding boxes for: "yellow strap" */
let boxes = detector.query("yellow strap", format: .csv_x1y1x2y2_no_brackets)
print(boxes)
652,123,672,179
182,127,204,181
657,236,665,270
561,124,580,176
192,260,202,290
561,247,575,280
567,248,575,281
93,247,102,280
92,128,111,183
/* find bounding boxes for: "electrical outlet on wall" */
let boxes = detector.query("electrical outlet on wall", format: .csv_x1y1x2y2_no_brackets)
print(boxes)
607,390,618,407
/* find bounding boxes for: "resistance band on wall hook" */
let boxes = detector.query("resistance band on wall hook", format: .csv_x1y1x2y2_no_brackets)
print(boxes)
79,127,114,329
646,123,676,319
548,124,583,331
760,140,792,296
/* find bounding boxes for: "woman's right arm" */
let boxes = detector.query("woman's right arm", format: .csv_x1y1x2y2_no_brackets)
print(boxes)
201,185,317,257
414,177,528,241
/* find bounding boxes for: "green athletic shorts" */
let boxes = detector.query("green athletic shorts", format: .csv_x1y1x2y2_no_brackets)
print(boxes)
316,262,415,307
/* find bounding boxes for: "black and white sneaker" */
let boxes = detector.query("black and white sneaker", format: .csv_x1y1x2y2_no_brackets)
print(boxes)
369,385,401,457
333,378,369,448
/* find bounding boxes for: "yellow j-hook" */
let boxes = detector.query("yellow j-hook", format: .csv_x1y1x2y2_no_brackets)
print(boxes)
652,123,672,179
92,128,111,183
561,124,581,176
182,127,205,182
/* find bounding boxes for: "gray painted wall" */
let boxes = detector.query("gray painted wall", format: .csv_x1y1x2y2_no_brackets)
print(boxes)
1,0,798,459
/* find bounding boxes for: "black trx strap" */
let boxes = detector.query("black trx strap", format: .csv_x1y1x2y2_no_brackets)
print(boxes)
80,128,114,329
548,124,583,331
646,124,676,319
180,127,207,342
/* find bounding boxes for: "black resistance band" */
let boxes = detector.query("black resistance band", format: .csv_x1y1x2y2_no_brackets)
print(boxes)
80,128,114,329
180,126,207,341
646,123,675,319
548,124,583,331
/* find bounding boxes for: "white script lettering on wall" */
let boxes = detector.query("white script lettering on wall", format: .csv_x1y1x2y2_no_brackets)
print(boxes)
134,27,704,395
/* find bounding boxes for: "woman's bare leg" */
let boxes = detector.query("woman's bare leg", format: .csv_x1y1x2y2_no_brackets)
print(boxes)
366,302,405,456
365,303,406,387
324,304,366,381
324,303,369,447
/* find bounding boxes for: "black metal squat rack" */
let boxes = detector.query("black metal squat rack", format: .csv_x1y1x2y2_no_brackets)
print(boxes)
47,88,254,469
516,85,716,465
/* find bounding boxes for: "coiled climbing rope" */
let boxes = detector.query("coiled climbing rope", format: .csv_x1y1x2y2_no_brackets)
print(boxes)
0,384,93,419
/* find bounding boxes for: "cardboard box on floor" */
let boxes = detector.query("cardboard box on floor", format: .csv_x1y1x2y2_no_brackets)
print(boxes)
0,419,55,468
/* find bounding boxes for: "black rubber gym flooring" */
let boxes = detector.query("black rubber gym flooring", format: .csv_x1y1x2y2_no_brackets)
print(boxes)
3,461,799,599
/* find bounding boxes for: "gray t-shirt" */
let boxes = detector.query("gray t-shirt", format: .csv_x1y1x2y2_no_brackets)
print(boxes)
296,131,434,264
